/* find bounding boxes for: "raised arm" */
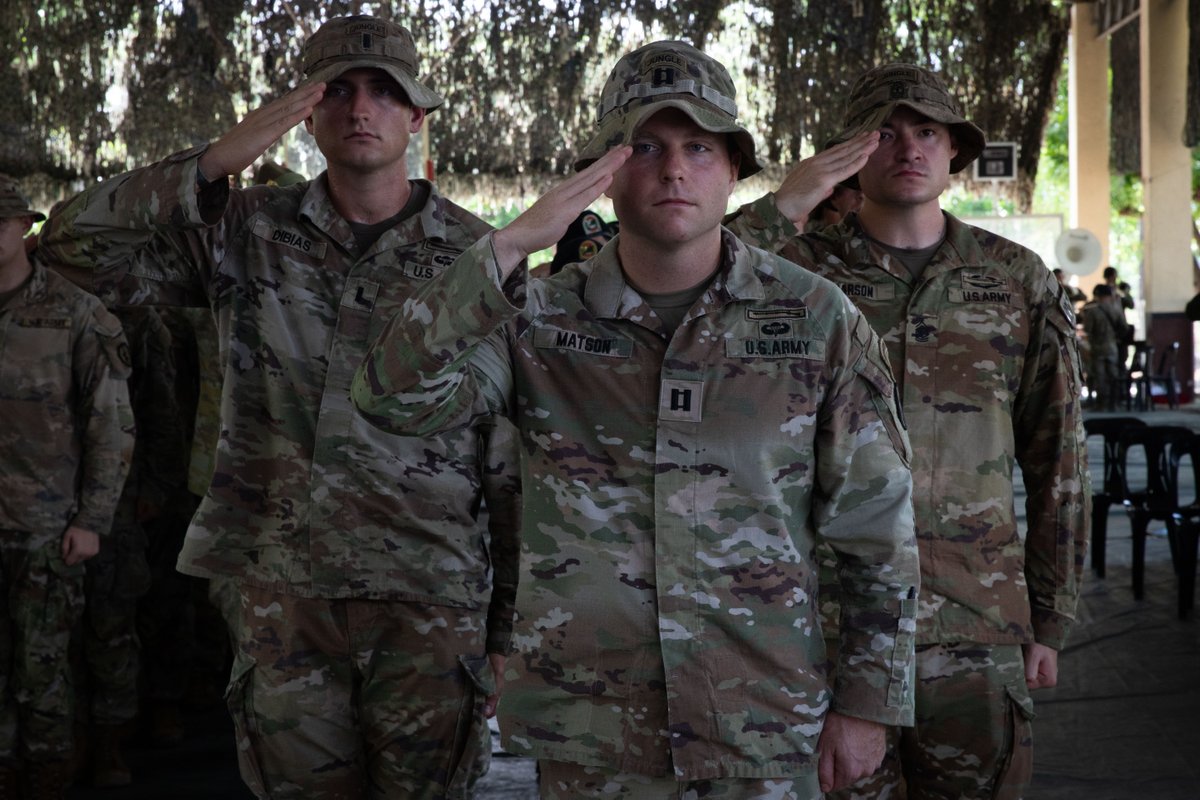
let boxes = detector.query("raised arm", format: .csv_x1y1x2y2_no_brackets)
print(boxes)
725,131,878,251
772,131,879,225
490,146,630,277
198,82,326,181
352,147,630,436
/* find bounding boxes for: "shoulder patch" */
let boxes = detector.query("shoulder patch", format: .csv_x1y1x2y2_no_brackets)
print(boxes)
97,328,133,379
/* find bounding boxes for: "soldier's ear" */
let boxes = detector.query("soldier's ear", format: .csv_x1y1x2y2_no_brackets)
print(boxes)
408,106,427,134
303,116,315,135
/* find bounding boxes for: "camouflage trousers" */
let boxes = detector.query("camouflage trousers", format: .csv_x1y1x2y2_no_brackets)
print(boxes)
0,534,86,763
829,642,1034,800
1088,352,1125,412
137,499,203,704
226,585,495,800
539,762,820,799
81,511,151,725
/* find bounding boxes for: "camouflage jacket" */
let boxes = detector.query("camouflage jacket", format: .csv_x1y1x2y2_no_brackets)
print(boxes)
730,196,1089,649
38,147,520,651
179,308,221,497
353,230,920,779
0,261,134,548
1080,299,1126,361
113,306,187,513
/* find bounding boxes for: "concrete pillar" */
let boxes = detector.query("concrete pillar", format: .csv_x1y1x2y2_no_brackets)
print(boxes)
1068,4,1111,294
1140,0,1194,401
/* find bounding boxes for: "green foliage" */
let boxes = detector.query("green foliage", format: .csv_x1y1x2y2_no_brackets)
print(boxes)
7,0,1069,214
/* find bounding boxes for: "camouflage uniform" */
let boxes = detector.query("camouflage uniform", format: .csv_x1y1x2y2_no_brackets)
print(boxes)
1080,294,1127,411
0,258,134,765
81,306,184,731
37,18,520,798
727,63,1089,800
353,222,920,787
135,306,227,728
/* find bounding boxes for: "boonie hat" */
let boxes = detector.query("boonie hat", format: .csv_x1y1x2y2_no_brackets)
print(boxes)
574,41,762,179
0,174,45,222
302,15,443,110
826,62,986,175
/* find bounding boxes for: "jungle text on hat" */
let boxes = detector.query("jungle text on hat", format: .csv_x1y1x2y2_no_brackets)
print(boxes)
826,62,986,174
573,41,762,179
302,15,443,110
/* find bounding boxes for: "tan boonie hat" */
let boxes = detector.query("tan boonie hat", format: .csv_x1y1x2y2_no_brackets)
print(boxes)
827,62,986,175
0,174,45,222
302,15,443,110
574,41,762,179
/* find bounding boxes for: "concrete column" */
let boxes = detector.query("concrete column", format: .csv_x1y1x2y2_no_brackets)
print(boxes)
1140,0,1193,400
1068,4,1111,293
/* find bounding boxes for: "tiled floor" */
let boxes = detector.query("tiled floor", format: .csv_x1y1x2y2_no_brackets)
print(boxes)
1028,405,1200,798
69,408,1200,799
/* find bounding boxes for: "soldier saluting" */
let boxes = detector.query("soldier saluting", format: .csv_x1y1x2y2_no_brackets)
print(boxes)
355,41,920,798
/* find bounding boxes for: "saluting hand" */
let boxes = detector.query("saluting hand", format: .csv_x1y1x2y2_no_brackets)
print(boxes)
774,130,879,225
198,82,327,181
490,146,632,279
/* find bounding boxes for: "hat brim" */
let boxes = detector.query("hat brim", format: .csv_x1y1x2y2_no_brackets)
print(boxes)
0,209,45,223
573,98,762,180
304,60,444,111
825,99,987,182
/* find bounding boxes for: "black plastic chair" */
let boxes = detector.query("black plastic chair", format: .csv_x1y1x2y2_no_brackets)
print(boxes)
1119,425,1195,600
1168,436,1200,618
1146,341,1180,410
1084,416,1147,577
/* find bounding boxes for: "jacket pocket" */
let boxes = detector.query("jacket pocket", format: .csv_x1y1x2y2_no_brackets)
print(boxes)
224,653,267,798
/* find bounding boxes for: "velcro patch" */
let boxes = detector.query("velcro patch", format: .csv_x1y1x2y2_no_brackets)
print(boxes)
659,379,703,422
341,278,379,311
960,271,1007,290
948,287,1018,305
726,338,826,360
17,317,70,328
251,219,327,259
839,281,895,301
533,327,632,358
746,307,808,321
399,260,443,281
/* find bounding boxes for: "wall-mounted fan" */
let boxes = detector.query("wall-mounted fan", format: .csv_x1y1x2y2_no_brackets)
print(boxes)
1055,228,1103,275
